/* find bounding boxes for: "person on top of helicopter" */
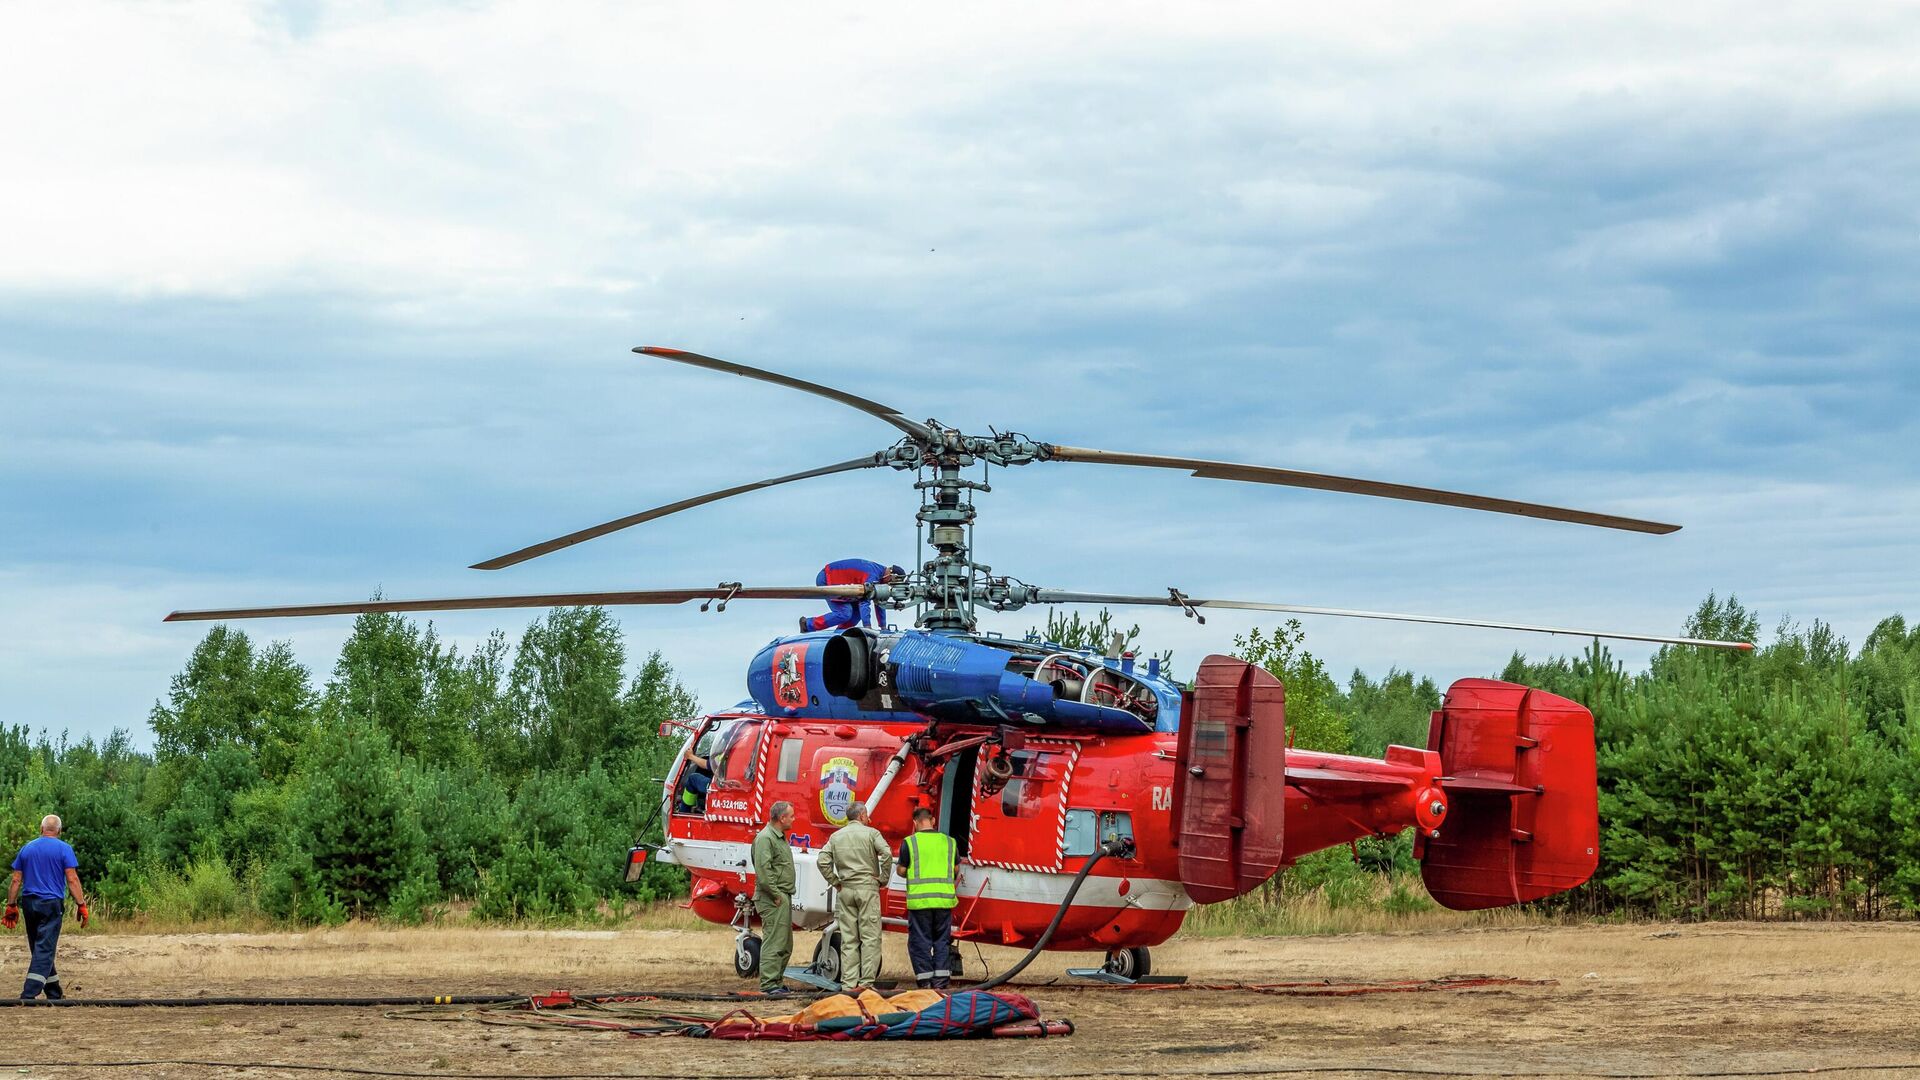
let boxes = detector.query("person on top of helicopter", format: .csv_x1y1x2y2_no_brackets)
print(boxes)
801,559,906,633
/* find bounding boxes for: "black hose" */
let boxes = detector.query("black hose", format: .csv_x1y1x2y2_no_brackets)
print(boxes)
971,837,1129,991
5,994,521,1008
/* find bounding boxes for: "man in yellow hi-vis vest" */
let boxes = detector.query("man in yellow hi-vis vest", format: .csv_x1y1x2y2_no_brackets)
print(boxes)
894,806,957,989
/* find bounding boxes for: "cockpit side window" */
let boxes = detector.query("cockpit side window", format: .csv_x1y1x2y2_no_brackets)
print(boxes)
708,718,764,787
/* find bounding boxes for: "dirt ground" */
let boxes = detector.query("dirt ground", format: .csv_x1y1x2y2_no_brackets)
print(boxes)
3,921,1918,1079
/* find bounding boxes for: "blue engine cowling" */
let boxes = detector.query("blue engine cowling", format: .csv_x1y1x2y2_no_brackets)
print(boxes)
825,629,1152,733
743,629,1154,733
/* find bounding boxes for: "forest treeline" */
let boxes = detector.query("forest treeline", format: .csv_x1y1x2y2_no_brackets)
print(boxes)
1,608,695,924
3,595,1918,925
1231,596,1920,920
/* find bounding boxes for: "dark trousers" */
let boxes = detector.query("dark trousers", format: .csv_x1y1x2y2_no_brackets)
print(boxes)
20,896,63,1000
906,908,952,989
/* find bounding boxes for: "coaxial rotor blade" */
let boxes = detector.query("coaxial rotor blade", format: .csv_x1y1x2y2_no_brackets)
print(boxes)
165,585,870,623
1030,591,1753,650
1044,446,1680,535
636,346,934,442
470,454,887,570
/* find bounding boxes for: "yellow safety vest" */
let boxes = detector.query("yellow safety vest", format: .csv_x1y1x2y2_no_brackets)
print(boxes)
904,831,957,911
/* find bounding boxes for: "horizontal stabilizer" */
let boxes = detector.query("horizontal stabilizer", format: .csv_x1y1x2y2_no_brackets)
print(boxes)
1282,764,1410,793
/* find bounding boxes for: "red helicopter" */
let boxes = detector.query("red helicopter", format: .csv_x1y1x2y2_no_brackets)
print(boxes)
168,347,1751,985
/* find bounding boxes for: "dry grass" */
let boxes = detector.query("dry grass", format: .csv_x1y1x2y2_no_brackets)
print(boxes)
89,899,718,937
56,923,744,990
1183,892,1548,936
1182,869,1553,936
8,921,1920,1079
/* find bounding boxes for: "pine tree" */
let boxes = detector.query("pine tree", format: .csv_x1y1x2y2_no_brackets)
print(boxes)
267,720,433,922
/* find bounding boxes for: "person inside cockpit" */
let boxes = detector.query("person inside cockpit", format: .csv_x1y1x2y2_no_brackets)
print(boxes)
677,729,718,814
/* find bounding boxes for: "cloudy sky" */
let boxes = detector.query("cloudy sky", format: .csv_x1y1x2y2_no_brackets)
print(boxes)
4,1,1916,742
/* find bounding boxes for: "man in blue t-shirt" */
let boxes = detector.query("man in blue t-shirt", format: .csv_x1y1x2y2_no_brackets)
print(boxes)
5,814,89,1000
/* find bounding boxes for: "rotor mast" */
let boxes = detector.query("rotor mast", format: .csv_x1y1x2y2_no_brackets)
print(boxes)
917,439,978,630
893,424,1050,631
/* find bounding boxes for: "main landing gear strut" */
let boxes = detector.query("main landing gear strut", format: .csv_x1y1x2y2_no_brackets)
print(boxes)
1102,947,1152,980
1065,946,1159,985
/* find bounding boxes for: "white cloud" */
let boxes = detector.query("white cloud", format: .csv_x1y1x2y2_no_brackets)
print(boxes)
5,1,1918,302
4,0,1919,739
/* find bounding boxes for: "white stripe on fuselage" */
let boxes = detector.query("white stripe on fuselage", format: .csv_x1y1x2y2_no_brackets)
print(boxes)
666,837,1193,913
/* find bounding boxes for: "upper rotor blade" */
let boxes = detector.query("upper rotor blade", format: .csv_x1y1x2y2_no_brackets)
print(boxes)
1031,591,1753,650
637,346,934,442
165,585,870,623
1044,446,1680,535
471,454,887,570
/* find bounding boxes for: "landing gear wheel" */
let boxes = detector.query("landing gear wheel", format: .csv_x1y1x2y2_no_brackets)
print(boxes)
734,934,762,979
1102,946,1151,980
812,930,844,986
950,949,963,977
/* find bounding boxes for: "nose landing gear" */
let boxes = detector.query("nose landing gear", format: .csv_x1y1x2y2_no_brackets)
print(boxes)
734,934,762,979
731,895,761,979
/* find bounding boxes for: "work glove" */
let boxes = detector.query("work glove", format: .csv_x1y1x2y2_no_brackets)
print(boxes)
77,903,90,928
2,903,17,930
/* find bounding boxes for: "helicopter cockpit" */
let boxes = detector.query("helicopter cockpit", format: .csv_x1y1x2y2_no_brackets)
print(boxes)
671,716,762,817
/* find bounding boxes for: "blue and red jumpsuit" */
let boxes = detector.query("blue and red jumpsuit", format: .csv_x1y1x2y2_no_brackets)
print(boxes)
805,558,891,632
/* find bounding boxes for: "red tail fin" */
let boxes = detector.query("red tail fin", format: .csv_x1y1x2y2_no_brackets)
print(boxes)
1419,679,1598,910
1173,655,1288,903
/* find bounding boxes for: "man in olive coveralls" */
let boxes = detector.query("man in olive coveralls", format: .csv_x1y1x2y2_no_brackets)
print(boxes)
818,801,892,991
749,800,798,995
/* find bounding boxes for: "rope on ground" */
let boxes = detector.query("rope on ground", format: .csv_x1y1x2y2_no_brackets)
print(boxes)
385,996,715,1037
388,987,1064,1041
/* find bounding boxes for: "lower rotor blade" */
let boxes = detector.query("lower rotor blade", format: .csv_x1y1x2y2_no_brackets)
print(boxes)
1030,591,1753,650
165,585,870,623
1044,445,1680,535
471,454,887,570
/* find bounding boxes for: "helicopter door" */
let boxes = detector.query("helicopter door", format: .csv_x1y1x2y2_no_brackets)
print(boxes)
699,717,768,824
1173,655,1287,903
966,741,1080,874
937,745,978,860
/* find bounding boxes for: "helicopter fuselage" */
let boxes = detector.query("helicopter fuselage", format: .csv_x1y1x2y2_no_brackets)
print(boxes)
651,628,1568,962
